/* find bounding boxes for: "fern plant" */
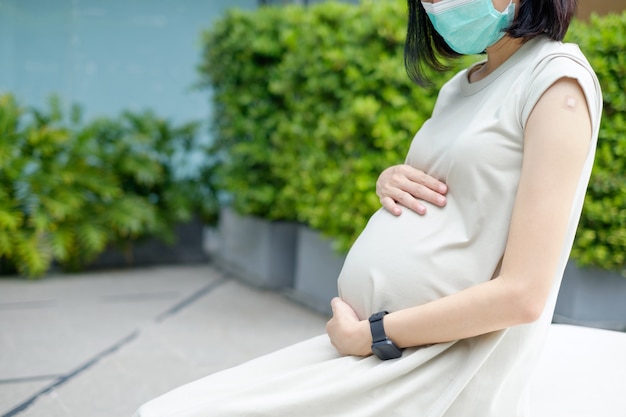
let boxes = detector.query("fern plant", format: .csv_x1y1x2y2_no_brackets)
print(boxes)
0,94,38,275
57,109,218,269
87,111,217,257
0,95,109,275
0,94,218,277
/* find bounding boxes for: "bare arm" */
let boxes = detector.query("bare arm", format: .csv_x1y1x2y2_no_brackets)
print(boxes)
327,77,592,355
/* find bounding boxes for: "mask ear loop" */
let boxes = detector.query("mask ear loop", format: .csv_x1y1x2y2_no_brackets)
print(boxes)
497,1,515,16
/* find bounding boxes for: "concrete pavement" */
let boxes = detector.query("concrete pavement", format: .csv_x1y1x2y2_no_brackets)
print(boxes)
0,264,327,417
1,262,625,417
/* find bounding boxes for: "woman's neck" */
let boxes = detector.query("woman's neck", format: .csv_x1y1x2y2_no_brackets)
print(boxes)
469,36,524,83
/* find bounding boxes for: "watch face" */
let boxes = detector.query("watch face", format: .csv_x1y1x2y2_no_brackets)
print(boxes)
372,340,403,360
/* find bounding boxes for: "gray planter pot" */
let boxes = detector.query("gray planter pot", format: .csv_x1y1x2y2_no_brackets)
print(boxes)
88,216,208,269
288,226,346,315
554,260,626,331
213,208,298,289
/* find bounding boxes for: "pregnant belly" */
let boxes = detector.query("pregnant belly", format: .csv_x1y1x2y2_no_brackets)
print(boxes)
337,205,498,319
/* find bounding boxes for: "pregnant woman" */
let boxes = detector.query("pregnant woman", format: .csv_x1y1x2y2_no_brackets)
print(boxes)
136,0,602,415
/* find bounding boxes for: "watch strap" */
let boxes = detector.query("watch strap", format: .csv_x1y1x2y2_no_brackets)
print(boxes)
369,311,389,343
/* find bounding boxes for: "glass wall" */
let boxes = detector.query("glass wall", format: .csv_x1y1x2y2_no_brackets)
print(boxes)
259,0,358,5
0,0,256,121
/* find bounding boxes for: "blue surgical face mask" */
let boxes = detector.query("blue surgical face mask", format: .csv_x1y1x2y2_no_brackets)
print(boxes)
421,0,515,55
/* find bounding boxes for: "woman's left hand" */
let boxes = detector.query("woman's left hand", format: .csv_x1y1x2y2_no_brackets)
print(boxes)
326,297,372,357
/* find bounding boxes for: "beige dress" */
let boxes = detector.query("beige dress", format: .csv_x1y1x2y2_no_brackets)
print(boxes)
135,37,602,417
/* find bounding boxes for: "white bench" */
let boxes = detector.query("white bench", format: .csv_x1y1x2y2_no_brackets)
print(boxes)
530,324,626,416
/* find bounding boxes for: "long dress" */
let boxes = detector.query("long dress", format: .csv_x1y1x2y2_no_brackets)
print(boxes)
135,36,602,417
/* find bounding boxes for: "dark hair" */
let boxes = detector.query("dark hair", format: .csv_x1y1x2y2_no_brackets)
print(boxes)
405,0,578,86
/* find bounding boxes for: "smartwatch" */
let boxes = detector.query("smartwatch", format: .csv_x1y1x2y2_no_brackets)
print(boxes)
368,311,403,360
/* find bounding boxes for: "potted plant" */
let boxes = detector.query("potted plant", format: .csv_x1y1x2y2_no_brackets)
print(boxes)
0,94,219,277
198,6,301,289
82,110,218,269
0,94,127,277
0,93,59,277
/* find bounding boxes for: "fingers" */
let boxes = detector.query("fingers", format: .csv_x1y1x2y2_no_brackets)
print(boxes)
327,298,370,357
329,298,360,322
403,165,448,196
327,298,342,351
380,196,403,216
392,165,448,203
376,165,447,215
385,191,427,215
330,298,354,317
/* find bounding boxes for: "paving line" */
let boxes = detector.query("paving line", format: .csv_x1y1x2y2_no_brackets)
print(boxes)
155,277,228,323
2,278,228,417
1,331,139,417
0,375,64,385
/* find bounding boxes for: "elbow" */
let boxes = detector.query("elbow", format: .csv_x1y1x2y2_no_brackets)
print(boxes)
502,277,549,325
515,299,544,324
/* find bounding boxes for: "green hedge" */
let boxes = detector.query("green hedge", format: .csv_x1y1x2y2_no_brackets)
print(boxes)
565,13,626,273
0,95,218,277
199,0,471,250
197,5,295,221
200,3,626,273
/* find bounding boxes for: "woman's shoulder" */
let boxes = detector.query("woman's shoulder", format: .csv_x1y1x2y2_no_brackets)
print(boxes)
519,37,602,131
525,37,599,91
523,37,594,76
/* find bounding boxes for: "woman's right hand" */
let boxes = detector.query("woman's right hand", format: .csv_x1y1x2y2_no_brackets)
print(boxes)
376,164,448,216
